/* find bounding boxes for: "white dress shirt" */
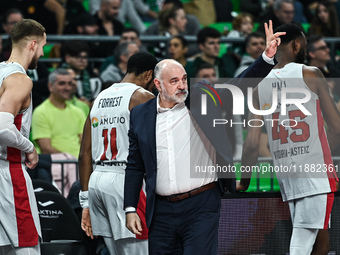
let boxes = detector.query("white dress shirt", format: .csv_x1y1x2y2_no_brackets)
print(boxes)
155,96,218,196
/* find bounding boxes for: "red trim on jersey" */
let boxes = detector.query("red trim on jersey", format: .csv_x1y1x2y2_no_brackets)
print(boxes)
7,113,38,247
323,193,334,229
136,187,148,239
316,100,338,192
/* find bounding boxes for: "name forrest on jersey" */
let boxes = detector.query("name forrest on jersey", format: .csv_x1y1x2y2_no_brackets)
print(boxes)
98,96,123,108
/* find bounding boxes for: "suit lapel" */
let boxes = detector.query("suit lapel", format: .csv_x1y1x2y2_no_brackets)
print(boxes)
145,99,157,164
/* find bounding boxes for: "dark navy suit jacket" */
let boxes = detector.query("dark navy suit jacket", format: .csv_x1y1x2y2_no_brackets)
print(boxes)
124,55,275,228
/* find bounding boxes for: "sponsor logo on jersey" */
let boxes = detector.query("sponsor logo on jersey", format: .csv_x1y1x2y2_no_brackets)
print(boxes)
92,117,99,128
262,103,271,110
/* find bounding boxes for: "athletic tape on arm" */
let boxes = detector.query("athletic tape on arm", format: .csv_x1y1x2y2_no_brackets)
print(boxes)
0,112,34,153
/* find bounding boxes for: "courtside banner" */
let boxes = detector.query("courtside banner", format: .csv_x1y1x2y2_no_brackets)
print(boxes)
189,77,340,179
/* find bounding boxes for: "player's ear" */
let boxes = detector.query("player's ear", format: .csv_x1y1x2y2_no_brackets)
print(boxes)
154,78,162,92
292,39,300,54
145,70,153,84
29,40,37,51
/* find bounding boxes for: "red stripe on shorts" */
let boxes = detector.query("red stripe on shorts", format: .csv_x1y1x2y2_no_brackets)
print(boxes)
7,113,38,247
323,193,334,229
316,100,337,192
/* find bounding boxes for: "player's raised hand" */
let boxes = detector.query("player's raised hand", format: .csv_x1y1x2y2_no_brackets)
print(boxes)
264,20,286,58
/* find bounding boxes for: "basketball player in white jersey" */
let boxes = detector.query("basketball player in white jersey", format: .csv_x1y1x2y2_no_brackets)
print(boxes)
78,52,158,254
237,23,340,254
0,19,46,255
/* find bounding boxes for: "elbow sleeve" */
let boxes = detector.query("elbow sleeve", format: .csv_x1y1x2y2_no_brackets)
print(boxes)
0,112,34,153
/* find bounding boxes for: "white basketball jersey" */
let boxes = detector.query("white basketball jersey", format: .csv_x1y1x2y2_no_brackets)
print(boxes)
0,62,32,163
91,83,140,170
258,63,337,201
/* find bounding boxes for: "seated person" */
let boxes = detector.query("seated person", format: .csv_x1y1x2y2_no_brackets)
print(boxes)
168,35,191,72
234,31,266,77
60,40,103,102
226,12,255,56
194,63,218,85
100,41,140,86
31,69,87,195
188,27,236,80
144,0,200,57
100,27,147,73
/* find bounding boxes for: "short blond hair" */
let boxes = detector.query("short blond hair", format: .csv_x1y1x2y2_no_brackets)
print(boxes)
10,19,45,44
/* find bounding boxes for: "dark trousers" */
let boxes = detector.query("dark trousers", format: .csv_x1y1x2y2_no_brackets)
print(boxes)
149,186,221,255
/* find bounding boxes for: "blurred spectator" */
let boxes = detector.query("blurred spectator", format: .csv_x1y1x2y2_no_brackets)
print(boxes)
258,0,302,33
159,5,187,35
133,0,158,22
1,8,23,34
66,68,90,117
213,0,233,22
119,27,148,52
61,40,103,102
91,0,146,33
65,13,112,61
195,63,218,85
226,13,255,56
187,27,235,80
32,68,86,157
309,1,340,37
100,41,140,85
183,0,216,26
1,9,24,60
168,35,190,71
234,32,266,77
65,12,98,35
144,0,201,57
94,0,125,56
100,27,148,72
292,0,307,23
306,35,340,79
0,0,66,34
227,13,254,38
117,0,146,33
94,0,124,36
31,69,87,195
151,5,187,58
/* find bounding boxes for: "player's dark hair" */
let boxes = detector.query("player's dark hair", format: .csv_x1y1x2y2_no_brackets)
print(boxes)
274,23,305,45
126,52,158,78
197,27,221,45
